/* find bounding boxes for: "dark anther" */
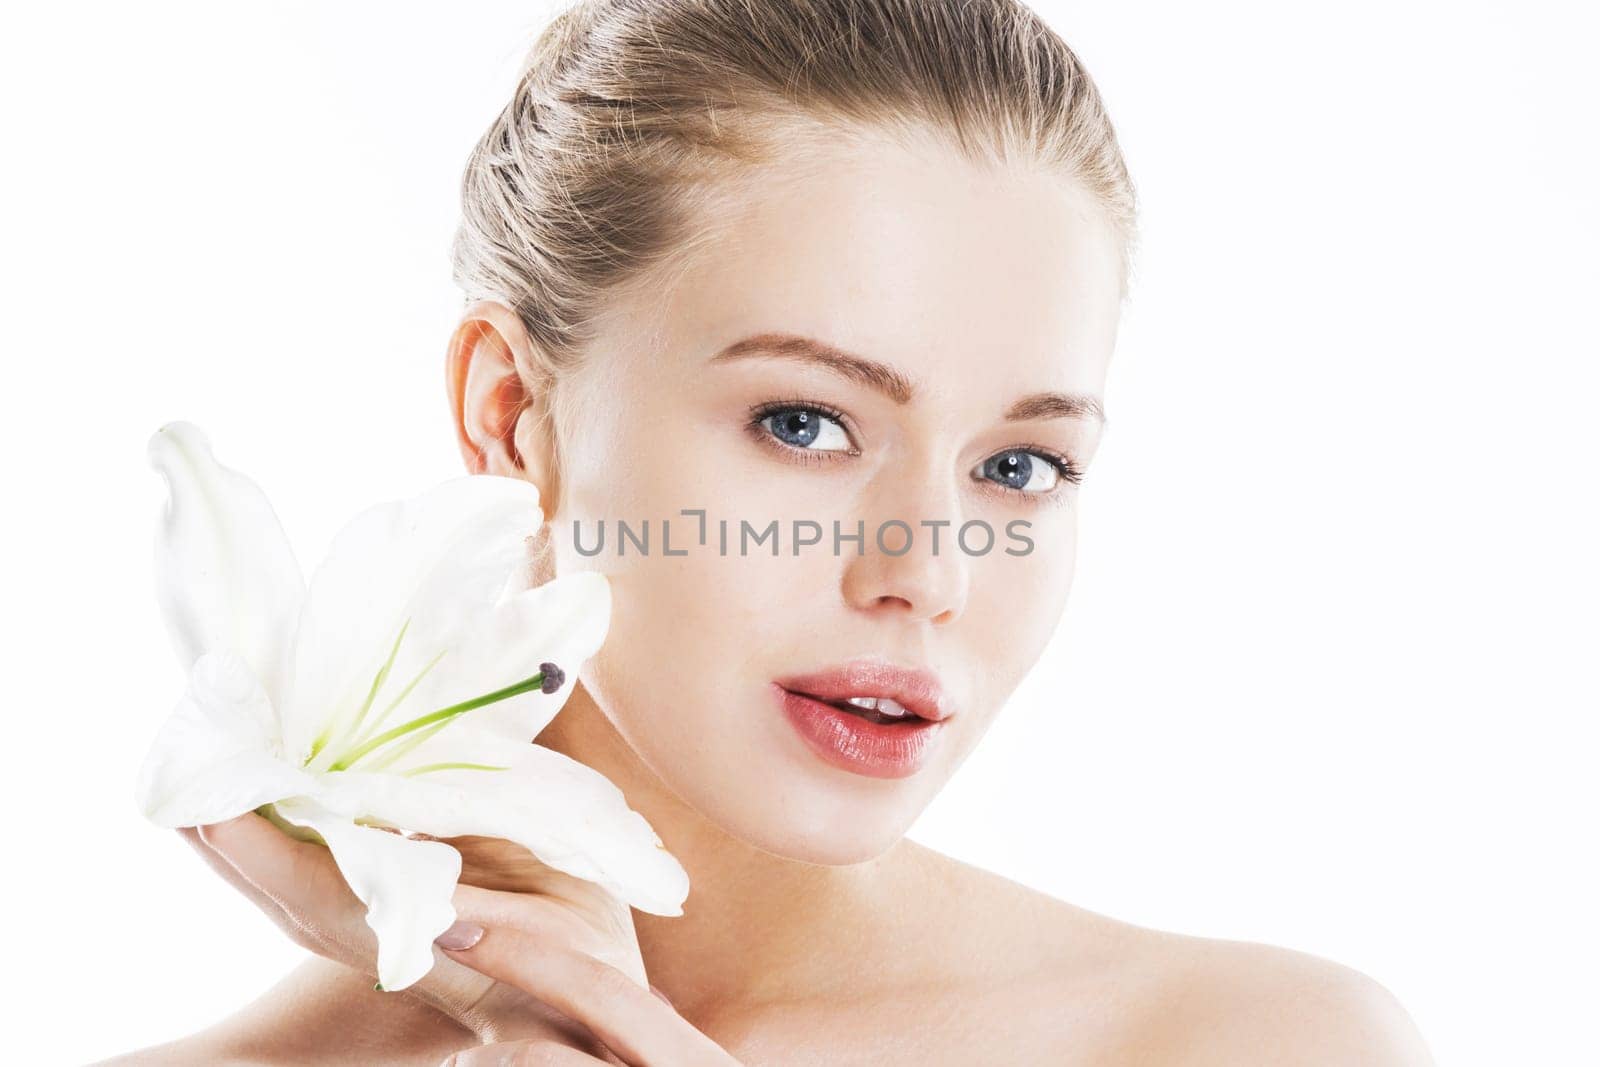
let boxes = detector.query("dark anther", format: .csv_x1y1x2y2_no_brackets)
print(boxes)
539,662,565,694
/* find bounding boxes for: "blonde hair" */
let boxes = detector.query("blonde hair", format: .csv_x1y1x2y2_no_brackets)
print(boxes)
451,0,1138,491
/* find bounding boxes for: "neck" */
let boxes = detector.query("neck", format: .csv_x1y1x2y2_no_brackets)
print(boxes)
531,682,922,1019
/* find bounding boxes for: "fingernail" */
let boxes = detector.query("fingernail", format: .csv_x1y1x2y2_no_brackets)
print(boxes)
434,920,484,950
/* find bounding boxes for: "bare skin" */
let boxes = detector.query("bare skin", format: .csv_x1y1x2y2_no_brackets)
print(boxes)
96,845,1431,1065
98,126,1435,1065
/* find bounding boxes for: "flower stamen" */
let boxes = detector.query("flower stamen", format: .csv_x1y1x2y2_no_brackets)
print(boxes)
358,717,452,772
326,661,564,771
333,643,450,765
400,761,511,776
307,617,413,765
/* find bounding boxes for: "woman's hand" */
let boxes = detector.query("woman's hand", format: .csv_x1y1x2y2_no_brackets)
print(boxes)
430,919,742,1066
180,811,741,1065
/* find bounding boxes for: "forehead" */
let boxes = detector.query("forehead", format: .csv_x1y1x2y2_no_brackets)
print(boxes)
616,127,1125,397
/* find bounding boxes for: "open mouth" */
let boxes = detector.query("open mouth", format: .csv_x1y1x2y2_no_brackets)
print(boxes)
774,682,945,778
798,692,925,726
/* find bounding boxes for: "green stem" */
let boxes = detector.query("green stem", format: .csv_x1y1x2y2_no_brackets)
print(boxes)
359,717,453,772
339,644,450,759
339,617,413,750
327,668,551,771
307,618,412,764
401,761,510,776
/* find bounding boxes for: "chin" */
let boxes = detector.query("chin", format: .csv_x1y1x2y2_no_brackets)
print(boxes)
714,724,955,866
692,742,942,864
582,660,953,867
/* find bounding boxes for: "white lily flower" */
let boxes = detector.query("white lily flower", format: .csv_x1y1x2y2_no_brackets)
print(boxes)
135,421,689,992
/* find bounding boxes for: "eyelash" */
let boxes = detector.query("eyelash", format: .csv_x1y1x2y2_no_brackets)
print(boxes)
743,398,1084,503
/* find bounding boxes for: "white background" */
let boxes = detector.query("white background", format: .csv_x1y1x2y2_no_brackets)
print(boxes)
3,2,1595,1064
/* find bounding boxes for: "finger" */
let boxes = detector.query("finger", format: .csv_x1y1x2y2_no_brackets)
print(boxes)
443,880,646,987
441,1042,613,1066
436,922,740,1067
197,811,362,919
178,825,284,915
194,812,507,1030
195,811,373,961
181,817,355,961
178,822,354,962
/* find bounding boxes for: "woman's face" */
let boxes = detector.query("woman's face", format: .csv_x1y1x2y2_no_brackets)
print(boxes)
547,129,1123,865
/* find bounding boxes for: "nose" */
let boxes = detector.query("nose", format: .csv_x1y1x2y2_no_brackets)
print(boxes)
839,493,971,626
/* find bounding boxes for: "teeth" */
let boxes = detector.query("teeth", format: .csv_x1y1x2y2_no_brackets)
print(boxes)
844,695,912,718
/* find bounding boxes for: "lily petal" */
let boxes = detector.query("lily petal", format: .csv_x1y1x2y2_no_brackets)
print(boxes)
280,474,543,768
271,794,463,992
136,649,317,827
147,422,306,702
338,570,612,773
314,744,690,918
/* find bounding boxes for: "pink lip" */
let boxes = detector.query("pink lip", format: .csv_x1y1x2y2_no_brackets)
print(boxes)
772,661,953,723
770,661,954,779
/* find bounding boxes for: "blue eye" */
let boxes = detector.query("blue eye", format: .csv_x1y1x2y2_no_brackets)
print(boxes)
753,404,854,452
746,399,1083,498
975,448,1082,496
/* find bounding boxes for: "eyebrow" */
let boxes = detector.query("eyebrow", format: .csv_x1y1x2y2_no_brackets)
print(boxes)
709,332,1107,427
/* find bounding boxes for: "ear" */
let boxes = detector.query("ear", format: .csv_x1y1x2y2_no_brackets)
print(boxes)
444,301,561,510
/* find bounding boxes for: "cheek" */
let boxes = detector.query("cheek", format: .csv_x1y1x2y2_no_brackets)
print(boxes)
621,528,826,649
964,520,1079,682
555,397,836,714
575,525,814,736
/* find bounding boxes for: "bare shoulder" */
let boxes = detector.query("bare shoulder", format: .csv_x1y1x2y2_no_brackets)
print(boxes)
87,957,474,1067
1108,929,1438,1067
899,844,1436,1066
